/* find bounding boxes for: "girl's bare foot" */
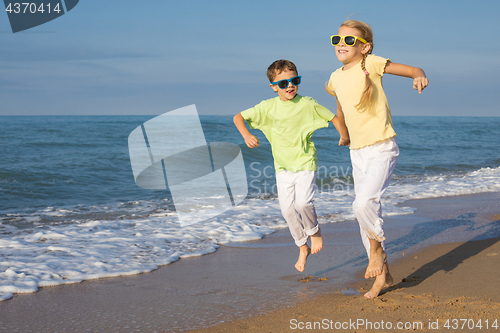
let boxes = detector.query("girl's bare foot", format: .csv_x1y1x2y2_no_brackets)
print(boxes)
310,230,323,254
365,245,386,279
295,245,311,272
364,262,393,299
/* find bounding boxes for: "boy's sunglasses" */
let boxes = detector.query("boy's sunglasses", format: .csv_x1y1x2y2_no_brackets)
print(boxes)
271,76,301,89
331,35,368,46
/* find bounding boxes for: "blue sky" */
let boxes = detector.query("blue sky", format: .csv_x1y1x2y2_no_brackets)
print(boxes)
1,0,499,116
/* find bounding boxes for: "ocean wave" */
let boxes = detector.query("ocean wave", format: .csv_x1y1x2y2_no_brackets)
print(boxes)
1,165,500,301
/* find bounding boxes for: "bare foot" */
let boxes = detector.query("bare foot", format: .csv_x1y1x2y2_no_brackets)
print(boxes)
295,245,311,272
310,230,323,254
364,262,393,299
365,246,386,279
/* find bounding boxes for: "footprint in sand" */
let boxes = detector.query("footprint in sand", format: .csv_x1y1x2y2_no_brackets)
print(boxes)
299,276,329,282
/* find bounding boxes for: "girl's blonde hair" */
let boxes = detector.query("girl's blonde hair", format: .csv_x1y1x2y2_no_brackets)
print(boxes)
341,20,376,115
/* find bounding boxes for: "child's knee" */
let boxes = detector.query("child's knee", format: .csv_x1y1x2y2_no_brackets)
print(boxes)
353,196,370,214
353,196,382,219
295,198,314,215
280,207,295,222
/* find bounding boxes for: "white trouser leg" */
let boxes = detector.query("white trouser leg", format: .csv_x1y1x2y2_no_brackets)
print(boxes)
350,138,399,257
276,170,319,247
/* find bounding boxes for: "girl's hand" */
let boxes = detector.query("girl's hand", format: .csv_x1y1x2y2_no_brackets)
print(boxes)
339,137,350,146
244,135,260,148
384,62,428,94
413,77,429,94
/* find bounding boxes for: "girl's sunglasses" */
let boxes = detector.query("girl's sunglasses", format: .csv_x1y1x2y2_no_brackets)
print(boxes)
331,35,368,46
271,76,301,89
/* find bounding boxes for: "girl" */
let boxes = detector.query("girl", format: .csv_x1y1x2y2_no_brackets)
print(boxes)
326,20,428,299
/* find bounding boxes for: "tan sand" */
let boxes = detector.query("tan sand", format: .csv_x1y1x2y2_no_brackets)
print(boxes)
188,197,500,332
189,236,500,332
0,192,499,332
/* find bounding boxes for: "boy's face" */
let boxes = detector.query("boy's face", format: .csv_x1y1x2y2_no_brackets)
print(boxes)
270,69,299,102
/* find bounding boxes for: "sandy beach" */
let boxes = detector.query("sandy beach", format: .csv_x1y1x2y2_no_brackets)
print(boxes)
0,192,499,332
190,236,500,332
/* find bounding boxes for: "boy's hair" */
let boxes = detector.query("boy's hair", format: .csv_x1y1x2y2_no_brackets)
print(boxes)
267,59,298,82
341,20,376,115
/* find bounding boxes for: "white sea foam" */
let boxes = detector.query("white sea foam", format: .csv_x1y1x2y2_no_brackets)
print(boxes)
1,166,499,301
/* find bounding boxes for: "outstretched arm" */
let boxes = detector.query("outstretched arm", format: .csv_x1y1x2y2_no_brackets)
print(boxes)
331,99,350,146
233,113,260,148
384,61,429,94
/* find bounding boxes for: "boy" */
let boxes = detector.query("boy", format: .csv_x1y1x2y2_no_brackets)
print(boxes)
234,59,349,272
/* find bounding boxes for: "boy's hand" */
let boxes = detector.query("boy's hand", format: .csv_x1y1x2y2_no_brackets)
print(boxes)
339,137,350,146
244,135,260,148
413,77,429,94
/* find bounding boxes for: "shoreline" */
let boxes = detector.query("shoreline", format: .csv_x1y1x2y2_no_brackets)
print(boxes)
190,236,500,333
0,192,499,332
189,192,500,332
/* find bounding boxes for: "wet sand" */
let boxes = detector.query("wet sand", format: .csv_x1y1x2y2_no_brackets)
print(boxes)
190,236,500,333
0,192,499,332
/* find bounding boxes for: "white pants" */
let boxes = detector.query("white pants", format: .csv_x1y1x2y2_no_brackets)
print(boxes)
276,170,319,247
350,138,399,258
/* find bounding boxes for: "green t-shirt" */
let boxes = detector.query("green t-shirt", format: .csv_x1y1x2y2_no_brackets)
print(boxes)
241,94,335,173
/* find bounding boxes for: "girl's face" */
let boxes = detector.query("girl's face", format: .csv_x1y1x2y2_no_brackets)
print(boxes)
335,25,371,70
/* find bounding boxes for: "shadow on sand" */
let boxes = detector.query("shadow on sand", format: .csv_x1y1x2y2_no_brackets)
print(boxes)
388,218,500,293
315,213,500,281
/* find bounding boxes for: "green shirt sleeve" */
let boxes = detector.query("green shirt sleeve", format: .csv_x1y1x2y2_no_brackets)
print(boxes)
241,99,269,130
314,101,335,123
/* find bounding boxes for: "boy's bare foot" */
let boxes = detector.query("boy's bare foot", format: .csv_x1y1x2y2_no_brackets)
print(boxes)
365,246,386,279
310,230,323,254
364,262,393,299
295,245,311,272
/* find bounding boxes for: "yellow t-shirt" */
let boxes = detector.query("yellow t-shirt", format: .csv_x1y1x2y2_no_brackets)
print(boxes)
327,54,396,149
241,95,334,173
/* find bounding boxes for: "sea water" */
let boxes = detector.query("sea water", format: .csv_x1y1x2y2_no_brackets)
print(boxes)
0,115,499,301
